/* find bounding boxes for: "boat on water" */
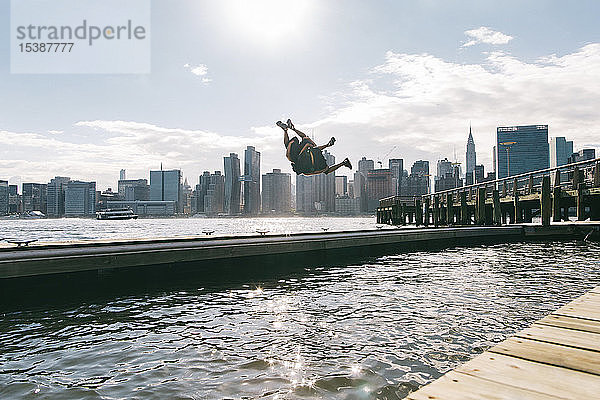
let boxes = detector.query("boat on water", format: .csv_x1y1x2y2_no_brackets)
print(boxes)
96,208,138,220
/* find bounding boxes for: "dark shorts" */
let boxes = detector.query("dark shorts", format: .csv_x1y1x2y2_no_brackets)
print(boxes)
287,137,313,163
293,147,328,175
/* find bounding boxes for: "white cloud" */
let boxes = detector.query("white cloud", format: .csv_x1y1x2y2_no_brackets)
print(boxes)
47,130,63,134
306,44,600,174
463,26,513,47
184,63,210,80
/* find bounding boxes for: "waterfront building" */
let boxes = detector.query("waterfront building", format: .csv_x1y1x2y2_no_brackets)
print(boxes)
474,165,485,183
8,185,19,214
434,158,462,192
295,152,336,214
47,176,71,217
358,157,375,174
0,180,8,215
403,160,430,196
22,183,47,213
194,172,211,213
496,125,549,178
568,149,596,164
335,175,347,197
203,172,225,215
106,200,176,216
243,146,261,215
119,169,126,181
335,196,361,215
118,179,149,201
466,126,476,182
262,169,291,214
347,180,354,198
550,137,574,168
150,169,182,213
353,170,368,212
389,158,404,195
64,181,96,216
223,153,241,215
366,169,394,211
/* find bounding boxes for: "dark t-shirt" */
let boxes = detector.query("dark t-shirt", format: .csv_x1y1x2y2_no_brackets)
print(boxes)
293,147,328,175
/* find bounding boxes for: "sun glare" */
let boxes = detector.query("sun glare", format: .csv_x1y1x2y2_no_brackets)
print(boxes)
224,0,314,46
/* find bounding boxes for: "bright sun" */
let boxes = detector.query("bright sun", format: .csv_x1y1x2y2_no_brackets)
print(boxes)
223,0,314,46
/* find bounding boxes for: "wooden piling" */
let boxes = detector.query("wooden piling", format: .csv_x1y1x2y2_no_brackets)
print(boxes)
595,161,600,187
493,189,501,226
460,191,468,225
513,178,521,223
541,176,551,226
433,196,440,227
476,187,486,225
528,174,534,194
577,183,586,221
552,186,562,222
446,193,453,225
424,197,430,226
573,167,581,190
415,199,423,226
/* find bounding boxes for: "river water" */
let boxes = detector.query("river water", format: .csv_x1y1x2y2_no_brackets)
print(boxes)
1,219,600,399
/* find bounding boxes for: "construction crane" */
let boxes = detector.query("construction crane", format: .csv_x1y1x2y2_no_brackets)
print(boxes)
377,145,397,168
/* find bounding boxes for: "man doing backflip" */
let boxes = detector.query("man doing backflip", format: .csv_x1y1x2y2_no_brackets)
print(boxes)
276,119,352,175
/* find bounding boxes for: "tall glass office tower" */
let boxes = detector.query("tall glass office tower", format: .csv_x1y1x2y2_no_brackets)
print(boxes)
549,137,574,168
150,169,182,212
496,125,549,178
243,146,261,214
223,153,241,214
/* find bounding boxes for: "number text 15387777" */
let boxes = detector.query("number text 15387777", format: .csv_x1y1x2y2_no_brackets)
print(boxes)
18,42,74,52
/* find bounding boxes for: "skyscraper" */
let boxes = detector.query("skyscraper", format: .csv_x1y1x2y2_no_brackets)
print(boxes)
466,126,476,183
120,169,126,181
118,179,149,201
150,169,182,212
358,157,375,174
22,183,47,213
64,180,96,216
335,175,348,197
435,158,462,192
388,158,404,195
47,176,71,217
262,169,291,214
404,160,430,196
366,169,394,211
243,146,261,214
0,180,8,215
496,125,549,178
550,137,574,168
568,149,596,164
223,153,241,214
195,171,211,213
203,171,225,215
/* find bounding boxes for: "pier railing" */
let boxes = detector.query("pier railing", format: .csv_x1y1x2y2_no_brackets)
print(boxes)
378,157,600,226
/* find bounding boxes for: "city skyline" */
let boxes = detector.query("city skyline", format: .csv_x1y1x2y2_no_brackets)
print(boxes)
1,2,600,189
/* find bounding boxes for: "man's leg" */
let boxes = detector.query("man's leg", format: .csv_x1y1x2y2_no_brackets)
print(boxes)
323,158,352,174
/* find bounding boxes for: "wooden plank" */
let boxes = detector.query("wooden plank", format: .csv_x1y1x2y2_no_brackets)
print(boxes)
554,303,600,321
406,370,562,400
537,314,600,335
517,324,600,352
455,352,600,399
490,336,600,376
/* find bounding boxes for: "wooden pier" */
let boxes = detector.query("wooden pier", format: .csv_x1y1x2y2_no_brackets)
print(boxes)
1,223,598,279
378,158,600,227
405,285,600,399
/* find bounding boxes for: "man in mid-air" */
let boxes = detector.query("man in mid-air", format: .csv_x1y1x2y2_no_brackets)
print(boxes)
276,119,352,175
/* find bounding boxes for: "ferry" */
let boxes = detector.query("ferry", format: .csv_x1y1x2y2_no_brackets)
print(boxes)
96,208,138,220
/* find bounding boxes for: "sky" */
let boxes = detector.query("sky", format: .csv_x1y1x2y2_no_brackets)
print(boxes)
1,0,600,190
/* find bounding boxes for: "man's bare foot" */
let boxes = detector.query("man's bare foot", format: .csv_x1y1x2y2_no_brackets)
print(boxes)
327,137,336,147
343,158,352,169
286,119,295,130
